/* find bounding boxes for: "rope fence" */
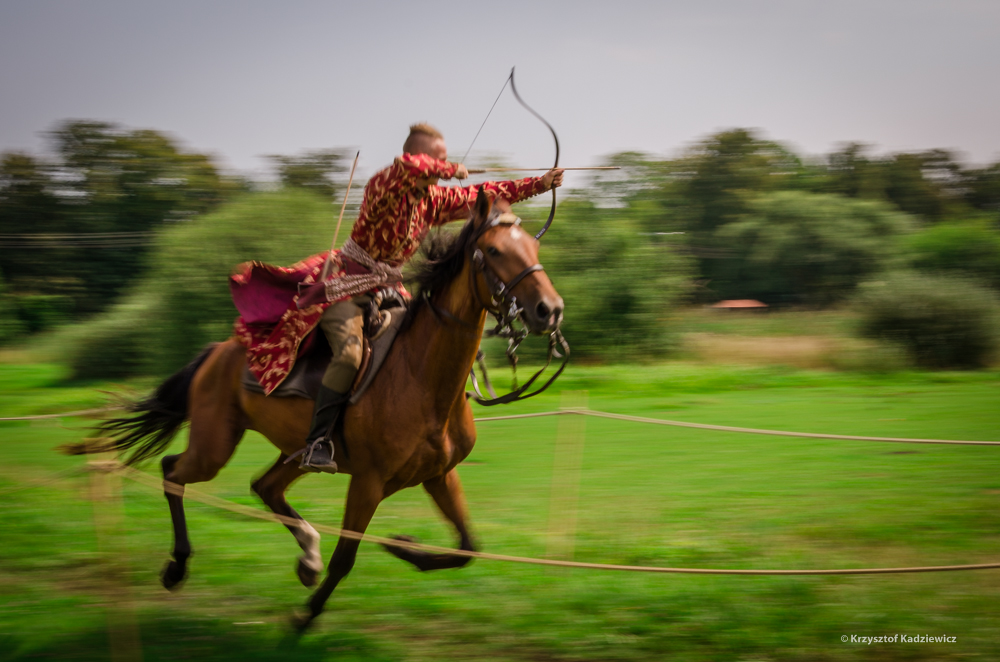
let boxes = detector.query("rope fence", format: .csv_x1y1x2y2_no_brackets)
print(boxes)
0,465,89,496
476,409,1000,445
104,461,1000,576
3,399,998,575
0,406,120,422
6,405,1000,446
3,456,997,576
575,410,1000,446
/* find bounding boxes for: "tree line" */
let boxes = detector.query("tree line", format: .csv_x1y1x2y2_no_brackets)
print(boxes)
552,129,999,365
0,121,344,334
2,122,999,369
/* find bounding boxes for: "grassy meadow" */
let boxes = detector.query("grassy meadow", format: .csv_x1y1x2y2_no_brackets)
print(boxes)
1,311,999,661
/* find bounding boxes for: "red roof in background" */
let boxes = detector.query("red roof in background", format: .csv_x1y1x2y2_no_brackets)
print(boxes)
711,299,769,308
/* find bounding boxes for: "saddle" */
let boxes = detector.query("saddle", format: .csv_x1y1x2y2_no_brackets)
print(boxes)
241,292,406,404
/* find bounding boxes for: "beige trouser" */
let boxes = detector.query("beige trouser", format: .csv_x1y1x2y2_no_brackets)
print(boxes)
319,295,367,393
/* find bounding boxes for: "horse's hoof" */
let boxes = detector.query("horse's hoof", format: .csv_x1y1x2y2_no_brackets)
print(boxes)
161,559,187,591
381,534,418,554
296,559,319,588
290,610,315,633
381,534,425,568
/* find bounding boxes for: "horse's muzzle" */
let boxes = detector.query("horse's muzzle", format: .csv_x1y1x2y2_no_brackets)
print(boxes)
525,294,564,334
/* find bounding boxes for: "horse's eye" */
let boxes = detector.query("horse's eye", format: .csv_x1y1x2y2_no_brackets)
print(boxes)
486,246,501,258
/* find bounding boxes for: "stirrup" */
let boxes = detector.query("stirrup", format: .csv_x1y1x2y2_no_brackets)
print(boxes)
298,438,338,474
370,310,392,341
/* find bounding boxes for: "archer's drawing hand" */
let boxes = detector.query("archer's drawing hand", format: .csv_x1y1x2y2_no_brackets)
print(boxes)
541,168,564,191
453,164,469,180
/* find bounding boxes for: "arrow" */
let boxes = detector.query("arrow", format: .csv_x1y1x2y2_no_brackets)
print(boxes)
465,166,620,174
320,150,360,281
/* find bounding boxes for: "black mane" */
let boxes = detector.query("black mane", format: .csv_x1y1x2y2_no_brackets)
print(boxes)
410,218,477,296
401,217,478,328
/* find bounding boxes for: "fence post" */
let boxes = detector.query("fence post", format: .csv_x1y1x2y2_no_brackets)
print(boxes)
88,441,143,662
545,391,588,561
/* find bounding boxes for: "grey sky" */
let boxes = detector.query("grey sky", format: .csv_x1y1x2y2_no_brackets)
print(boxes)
2,0,999,184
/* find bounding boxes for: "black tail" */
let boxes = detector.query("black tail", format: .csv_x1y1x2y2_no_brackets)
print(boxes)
63,344,218,465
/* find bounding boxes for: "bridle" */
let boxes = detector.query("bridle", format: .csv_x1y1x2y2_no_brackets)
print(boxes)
469,213,542,348
432,67,568,405
426,209,569,406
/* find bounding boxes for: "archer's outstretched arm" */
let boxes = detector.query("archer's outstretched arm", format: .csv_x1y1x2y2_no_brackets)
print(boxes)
432,171,562,224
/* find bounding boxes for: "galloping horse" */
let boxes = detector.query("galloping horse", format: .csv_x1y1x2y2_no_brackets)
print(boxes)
76,193,564,627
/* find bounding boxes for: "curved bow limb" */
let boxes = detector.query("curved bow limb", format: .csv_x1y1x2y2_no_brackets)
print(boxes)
508,67,561,240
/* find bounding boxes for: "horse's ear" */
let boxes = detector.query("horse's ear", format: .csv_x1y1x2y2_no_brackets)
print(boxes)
473,186,491,227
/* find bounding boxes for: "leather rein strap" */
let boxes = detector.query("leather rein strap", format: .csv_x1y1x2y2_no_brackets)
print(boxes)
468,329,570,406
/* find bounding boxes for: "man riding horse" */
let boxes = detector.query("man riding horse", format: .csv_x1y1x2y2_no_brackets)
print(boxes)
230,123,564,473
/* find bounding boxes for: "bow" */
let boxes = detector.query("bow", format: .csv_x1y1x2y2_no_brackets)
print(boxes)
461,67,561,240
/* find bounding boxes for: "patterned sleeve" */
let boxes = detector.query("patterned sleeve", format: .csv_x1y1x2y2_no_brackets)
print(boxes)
391,153,460,186
429,177,549,225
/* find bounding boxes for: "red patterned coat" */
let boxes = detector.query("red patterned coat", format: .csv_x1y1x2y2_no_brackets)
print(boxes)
231,153,548,394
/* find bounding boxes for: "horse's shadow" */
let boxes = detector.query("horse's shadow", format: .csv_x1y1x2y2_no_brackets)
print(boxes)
4,613,387,661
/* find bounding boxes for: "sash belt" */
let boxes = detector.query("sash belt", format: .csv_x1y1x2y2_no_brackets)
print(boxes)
322,239,404,303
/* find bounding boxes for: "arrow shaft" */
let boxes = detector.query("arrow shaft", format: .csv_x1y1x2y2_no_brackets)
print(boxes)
320,150,360,281
465,166,620,174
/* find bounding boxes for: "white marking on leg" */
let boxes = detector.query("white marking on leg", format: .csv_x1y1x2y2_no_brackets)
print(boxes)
292,519,323,572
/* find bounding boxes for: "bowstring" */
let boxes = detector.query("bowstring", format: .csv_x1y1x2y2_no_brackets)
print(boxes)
456,73,512,183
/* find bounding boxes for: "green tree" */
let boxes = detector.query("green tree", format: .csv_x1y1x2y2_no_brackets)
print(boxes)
47,120,241,314
716,191,914,305
965,162,1000,213
0,276,25,345
907,219,1000,289
882,152,950,222
824,143,886,199
537,198,693,359
856,272,999,369
0,152,77,332
824,147,971,223
267,149,350,198
0,152,69,287
67,189,335,378
676,129,805,236
647,130,812,299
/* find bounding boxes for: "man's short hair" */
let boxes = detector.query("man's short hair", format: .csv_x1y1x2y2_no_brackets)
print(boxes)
403,123,444,154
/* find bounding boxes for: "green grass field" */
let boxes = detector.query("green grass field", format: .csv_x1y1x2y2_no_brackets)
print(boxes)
2,357,999,661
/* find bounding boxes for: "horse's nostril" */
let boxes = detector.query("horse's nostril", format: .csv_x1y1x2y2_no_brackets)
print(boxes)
535,301,550,320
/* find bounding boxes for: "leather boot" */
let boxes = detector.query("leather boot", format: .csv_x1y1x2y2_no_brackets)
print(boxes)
301,385,348,474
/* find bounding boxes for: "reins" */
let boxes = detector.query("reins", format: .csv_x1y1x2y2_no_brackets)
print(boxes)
469,330,570,406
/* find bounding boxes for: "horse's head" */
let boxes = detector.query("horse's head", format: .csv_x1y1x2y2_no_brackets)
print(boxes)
468,191,564,334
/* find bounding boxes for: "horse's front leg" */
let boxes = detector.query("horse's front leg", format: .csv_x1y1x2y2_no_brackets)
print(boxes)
383,468,477,570
251,454,322,587
296,475,382,629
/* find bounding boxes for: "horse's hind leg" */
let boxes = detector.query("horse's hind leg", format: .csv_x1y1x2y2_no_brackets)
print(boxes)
161,454,190,589
251,456,322,587
161,410,244,590
383,469,477,571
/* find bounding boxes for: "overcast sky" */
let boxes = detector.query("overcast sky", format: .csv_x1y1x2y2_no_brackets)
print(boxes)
2,0,998,184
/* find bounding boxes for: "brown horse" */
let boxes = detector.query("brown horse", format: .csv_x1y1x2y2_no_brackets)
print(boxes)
78,193,563,628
